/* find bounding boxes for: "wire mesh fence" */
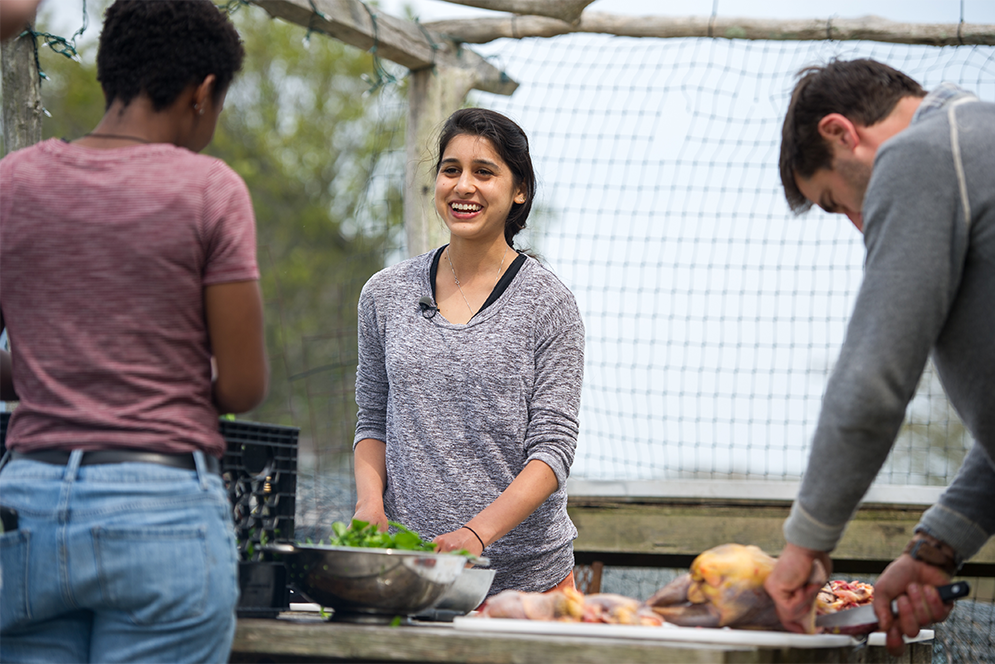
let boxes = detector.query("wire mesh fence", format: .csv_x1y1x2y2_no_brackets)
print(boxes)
294,29,995,531
457,35,994,484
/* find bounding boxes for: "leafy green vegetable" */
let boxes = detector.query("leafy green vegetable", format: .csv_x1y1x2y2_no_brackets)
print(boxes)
324,519,438,552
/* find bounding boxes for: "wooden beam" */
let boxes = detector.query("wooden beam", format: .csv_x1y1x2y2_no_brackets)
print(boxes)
1,23,43,156
250,0,517,95
404,66,476,257
0,27,37,380
436,0,595,24
424,12,995,46
566,497,995,569
567,479,946,506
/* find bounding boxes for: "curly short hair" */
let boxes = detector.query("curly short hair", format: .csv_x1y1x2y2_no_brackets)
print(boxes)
97,0,244,112
436,108,536,249
779,59,925,213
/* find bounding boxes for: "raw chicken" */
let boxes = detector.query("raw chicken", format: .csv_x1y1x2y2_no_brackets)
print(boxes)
478,587,585,621
647,543,826,633
582,594,664,626
477,589,663,625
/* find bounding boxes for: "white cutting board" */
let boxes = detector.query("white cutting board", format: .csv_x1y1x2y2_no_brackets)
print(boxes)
452,617,860,648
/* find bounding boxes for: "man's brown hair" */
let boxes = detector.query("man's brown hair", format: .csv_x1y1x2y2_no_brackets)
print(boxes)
779,59,925,213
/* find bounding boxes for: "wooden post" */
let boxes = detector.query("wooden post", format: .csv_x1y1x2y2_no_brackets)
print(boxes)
404,66,477,257
1,26,43,156
1,21,40,414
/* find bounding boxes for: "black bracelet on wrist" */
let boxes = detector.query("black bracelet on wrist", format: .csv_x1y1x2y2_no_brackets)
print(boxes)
461,525,485,551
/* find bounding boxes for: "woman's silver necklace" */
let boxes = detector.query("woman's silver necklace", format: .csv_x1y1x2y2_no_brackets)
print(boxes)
446,245,509,316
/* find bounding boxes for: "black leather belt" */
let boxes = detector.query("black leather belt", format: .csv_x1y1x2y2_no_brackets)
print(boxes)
10,449,222,475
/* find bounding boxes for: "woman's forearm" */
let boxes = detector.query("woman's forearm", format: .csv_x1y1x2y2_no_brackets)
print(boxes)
465,459,559,547
354,438,388,511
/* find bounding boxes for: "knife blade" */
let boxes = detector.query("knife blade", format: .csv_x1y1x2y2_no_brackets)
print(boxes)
816,581,970,630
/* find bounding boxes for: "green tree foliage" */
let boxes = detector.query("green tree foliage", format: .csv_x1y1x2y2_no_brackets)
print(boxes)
34,2,405,465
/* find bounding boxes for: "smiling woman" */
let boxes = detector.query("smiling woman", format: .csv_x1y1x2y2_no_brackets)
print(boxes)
351,108,585,598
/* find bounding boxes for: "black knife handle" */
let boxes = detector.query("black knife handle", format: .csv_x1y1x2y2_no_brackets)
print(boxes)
888,581,970,614
938,581,970,603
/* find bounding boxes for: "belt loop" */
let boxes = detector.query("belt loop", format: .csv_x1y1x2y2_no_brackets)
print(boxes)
65,449,84,482
0,448,10,473
192,450,210,489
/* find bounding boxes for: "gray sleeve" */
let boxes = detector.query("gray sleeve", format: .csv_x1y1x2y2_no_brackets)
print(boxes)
785,130,969,551
354,281,388,446
917,443,995,561
523,296,584,489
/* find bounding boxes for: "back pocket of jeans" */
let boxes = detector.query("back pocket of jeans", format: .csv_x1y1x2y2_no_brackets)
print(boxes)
0,530,31,630
94,525,208,625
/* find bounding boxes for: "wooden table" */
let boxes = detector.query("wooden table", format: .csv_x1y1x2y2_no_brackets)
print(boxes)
230,612,932,664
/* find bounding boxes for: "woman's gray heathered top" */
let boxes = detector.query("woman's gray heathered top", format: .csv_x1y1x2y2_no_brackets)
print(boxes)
355,250,585,594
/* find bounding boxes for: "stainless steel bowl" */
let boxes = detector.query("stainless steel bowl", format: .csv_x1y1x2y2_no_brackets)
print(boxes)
414,566,496,621
432,567,496,613
264,543,473,621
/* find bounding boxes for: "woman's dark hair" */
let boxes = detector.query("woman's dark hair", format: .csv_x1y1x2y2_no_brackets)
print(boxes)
780,58,925,213
436,108,536,248
97,0,245,112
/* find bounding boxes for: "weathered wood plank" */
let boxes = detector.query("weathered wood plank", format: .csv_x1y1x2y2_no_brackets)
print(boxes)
424,12,995,46
2,22,43,155
230,614,934,663
566,499,995,569
231,615,868,663
404,66,476,257
439,0,596,24
250,0,517,95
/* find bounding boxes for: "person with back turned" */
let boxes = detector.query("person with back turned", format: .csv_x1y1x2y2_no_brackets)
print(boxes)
0,2,267,662
763,58,995,656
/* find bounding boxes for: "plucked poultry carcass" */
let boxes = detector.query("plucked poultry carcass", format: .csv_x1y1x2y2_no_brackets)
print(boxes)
647,543,827,632
478,588,663,625
478,587,586,621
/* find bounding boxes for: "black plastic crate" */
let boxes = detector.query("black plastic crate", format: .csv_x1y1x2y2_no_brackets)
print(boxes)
220,419,299,559
219,419,299,618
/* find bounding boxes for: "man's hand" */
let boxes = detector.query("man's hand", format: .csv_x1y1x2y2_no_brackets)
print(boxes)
874,554,953,656
765,542,833,633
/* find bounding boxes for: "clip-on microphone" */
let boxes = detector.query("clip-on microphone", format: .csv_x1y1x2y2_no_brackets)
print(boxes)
418,296,437,319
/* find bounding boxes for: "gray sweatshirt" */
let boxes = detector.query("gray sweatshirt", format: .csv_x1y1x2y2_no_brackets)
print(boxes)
355,251,584,594
785,84,995,562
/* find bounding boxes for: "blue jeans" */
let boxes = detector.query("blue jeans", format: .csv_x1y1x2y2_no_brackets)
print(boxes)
0,451,239,663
